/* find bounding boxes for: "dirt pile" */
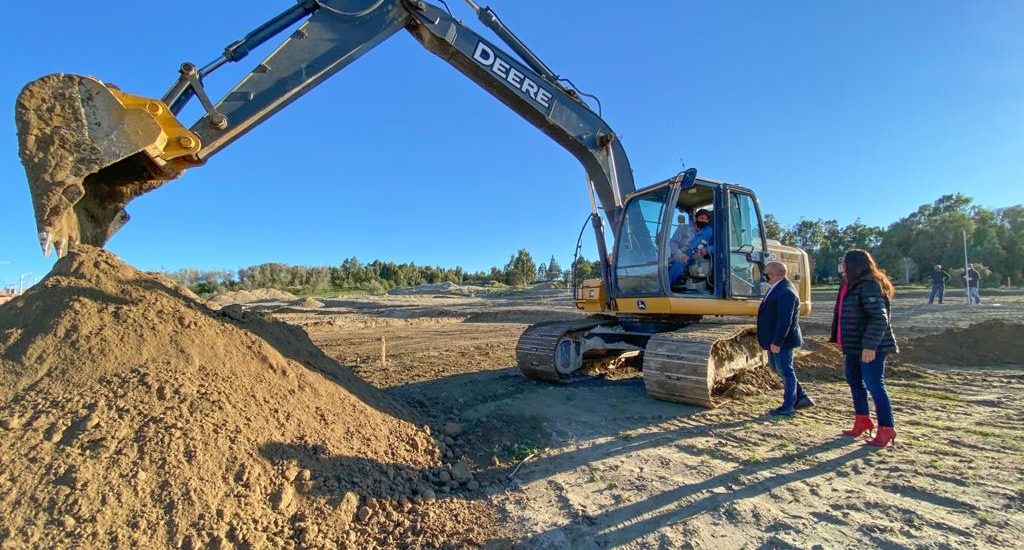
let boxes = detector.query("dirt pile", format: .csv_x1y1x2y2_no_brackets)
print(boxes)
0,246,495,549
297,297,325,309
208,288,296,305
898,319,1024,367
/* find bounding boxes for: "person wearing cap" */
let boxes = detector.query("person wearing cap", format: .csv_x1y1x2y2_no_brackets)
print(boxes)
685,209,715,269
927,264,950,304
668,208,714,289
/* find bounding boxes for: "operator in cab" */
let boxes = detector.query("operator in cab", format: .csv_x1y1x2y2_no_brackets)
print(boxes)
688,208,714,264
669,208,715,291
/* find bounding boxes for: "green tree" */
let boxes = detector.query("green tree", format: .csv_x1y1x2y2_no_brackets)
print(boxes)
546,256,563,282
763,214,784,241
503,248,536,286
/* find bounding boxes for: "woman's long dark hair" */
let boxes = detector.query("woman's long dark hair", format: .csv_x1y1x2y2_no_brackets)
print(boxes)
842,249,895,299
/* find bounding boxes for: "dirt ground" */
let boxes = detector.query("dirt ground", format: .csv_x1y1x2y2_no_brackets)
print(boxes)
267,286,1024,549
3,259,1022,549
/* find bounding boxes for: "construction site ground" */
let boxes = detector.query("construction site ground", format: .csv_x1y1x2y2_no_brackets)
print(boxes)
268,285,1024,549
2,253,1022,550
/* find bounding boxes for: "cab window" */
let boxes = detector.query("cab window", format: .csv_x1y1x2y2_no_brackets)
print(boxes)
615,187,669,294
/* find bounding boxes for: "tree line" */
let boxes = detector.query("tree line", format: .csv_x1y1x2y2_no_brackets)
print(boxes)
165,250,586,295
166,193,1021,294
766,194,1023,287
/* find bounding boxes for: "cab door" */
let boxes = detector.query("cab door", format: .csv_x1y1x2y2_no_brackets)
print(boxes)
613,185,671,295
725,189,769,298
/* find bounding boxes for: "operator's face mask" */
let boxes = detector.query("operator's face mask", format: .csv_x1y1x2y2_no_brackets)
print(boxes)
695,218,709,229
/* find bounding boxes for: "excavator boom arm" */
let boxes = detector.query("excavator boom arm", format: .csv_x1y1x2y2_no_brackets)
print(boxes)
186,0,634,229
16,0,636,257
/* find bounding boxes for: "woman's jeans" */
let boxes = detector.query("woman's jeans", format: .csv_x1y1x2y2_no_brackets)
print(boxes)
844,351,895,427
769,348,808,411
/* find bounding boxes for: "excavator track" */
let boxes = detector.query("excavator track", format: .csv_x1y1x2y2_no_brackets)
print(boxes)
642,324,764,408
516,317,615,382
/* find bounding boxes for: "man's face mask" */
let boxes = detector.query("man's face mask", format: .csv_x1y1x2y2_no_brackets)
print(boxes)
837,261,845,275
695,218,709,229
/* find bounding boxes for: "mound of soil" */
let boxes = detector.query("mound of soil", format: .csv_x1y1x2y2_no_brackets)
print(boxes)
898,319,1024,367
0,246,495,549
718,364,781,398
209,288,296,305
794,339,847,381
296,297,325,309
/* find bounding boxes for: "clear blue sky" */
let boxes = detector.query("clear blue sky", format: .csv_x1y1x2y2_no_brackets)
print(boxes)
2,1,1022,288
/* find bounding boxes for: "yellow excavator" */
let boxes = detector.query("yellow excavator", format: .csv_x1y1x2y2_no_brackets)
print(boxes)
15,0,810,407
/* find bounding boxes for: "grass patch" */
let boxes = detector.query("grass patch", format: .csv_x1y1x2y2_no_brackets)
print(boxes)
508,442,546,462
977,512,992,524
893,387,962,402
906,437,951,453
744,452,764,464
960,425,1001,438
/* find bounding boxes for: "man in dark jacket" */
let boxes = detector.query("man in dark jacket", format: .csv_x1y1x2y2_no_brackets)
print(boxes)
757,261,811,415
927,265,949,304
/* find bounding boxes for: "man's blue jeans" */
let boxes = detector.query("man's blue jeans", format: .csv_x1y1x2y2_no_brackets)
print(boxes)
844,352,895,427
769,348,808,411
928,284,944,304
969,286,981,304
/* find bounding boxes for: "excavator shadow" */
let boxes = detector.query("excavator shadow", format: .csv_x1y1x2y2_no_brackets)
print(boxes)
384,366,763,479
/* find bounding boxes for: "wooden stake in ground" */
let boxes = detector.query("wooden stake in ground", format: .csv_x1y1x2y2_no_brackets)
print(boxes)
381,336,387,368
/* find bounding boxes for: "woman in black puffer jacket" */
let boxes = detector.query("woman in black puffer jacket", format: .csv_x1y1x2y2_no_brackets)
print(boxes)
830,249,899,447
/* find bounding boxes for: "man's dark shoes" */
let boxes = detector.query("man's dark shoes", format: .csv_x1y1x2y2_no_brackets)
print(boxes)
769,407,795,417
795,396,815,410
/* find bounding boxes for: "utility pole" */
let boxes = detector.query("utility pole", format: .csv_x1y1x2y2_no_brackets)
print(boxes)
18,273,34,295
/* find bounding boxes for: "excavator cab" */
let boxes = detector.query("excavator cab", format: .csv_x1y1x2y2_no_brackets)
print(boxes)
611,175,771,305
545,176,810,407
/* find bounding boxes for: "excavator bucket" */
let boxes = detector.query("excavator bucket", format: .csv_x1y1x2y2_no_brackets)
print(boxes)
15,74,202,255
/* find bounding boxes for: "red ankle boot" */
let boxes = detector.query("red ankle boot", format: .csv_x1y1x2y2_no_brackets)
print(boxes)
842,415,874,437
867,426,896,447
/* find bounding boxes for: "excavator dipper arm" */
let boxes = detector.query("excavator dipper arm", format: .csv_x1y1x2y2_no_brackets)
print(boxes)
15,0,634,265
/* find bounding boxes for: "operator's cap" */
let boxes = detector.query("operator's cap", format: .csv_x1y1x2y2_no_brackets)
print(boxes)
695,208,712,219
